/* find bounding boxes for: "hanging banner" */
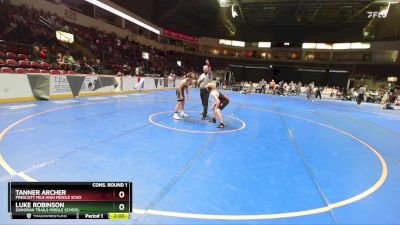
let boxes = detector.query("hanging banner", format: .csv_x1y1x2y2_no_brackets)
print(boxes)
163,29,198,42
27,74,50,100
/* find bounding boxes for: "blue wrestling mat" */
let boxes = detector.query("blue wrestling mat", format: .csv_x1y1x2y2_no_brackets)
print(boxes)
0,89,399,225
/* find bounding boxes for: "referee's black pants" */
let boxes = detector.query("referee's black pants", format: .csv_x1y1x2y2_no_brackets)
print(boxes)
200,88,209,116
315,91,321,99
357,93,364,105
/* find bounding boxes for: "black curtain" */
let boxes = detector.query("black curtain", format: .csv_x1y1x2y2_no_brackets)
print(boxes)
328,72,349,88
230,66,244,82
273,66,298,82
297,70,329,86
243,67,273,82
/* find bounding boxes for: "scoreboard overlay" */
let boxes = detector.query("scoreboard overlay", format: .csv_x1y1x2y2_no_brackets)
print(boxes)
8,182,132,220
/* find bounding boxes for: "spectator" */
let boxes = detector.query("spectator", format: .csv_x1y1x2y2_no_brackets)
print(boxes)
289,81,295,95
39,47,47,61
269,79,276,90
259,79,267,93
46,46,58,68
92,59,104,74
307,82,314,99
296,82,302,95
315,86,322,99
30,44,42,62
56,52,64,68
284,82,289,94
330,86,337,98
122,63,132,75
216,76,220,88
62,51,76,71
382,89,398,110
76,56,94,74
278,80,285,95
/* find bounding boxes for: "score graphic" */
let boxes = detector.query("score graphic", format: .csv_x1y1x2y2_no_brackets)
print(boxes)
8,182,132,220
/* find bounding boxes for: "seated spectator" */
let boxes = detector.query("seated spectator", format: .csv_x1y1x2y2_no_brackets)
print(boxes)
122,63,132,76
92,59,104,74
76,56,94,74
46,46,58,68
39,47,47,61
62,51,76,71
56,52,64,68
30,45,42,62
382,89,398,110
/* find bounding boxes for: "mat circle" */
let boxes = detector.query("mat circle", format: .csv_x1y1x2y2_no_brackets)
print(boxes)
148,111,247,134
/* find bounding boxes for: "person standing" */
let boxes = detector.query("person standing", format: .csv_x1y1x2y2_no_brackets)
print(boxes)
307,82,315,99
357,85,367,105
173,73,194,120
296,82,302,95
260,79,267,93
269,79,275,90
269,79,276,93
315,86,322,99
197,59,213,120
278,80,285,95
207,82,229,128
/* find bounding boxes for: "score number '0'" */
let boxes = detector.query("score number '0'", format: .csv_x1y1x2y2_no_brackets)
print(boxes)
119,191,125,211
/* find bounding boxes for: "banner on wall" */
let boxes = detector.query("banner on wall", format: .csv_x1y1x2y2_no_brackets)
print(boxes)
160,78,164,87
81,76,97,92
163,29,199,42
27,74,50,100
154,79,158,88
50,75,120,96
66,76,85,97
94,76,117,91
135,77,145,91
50,75,71,95
122,76,136,91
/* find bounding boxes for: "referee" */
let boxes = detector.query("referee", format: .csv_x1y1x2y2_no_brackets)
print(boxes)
357,85,367,105
197,59,213,120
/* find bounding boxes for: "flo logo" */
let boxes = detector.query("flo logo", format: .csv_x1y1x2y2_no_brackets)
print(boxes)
26,213,31,219
367,11,388,18
367,1,396,19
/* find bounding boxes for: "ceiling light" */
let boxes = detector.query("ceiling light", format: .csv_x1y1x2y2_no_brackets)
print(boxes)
302,43,317,49
333,43,351,50
84,0,160,34
258,42,271,48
